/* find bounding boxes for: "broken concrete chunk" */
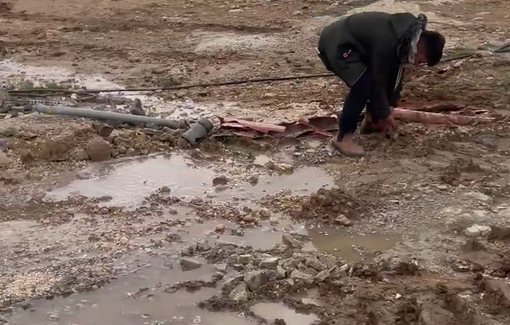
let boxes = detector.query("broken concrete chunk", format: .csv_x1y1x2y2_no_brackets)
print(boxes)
237,254,252,265
214,263,228,272
244,270,265,291
465,224,491,237
290,269,314,284
259,257,280,269
305,257,327,271
180,257,202,271
334,214,352,227
229,282,249,301
315,269,330,282
282,233,303,249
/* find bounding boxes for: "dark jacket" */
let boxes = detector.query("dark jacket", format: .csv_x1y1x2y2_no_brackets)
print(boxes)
318,12,427,119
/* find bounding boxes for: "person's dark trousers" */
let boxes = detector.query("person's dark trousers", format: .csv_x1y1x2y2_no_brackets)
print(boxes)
337,72,372,140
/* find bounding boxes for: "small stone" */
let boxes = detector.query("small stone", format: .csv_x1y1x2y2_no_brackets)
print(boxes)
334,214,352,227
259,257,279,269
76,170,92,180
315,269,330,282
214,263,228,272
212,175,229,186
0,150,10,167
290,269,314,284
230,227,244,236
160,186,171,193
85,137,111,162
237,254,252,265
464,191,491,202
126,148,136,156
269,217,279,226
74,149,89,161
20,302,33,310
306,257,327,271
465,224,491,237
130,98,146,116
215,224,226,233
277,265,287,278
259,208,271,219
247,175,259,185
180,257,202,271
229,282,248,301
196,240,211,251
48,313,60,321
282,233,303,248
244,270,265,291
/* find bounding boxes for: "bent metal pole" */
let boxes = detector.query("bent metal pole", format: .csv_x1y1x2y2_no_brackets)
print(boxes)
33,104,180,129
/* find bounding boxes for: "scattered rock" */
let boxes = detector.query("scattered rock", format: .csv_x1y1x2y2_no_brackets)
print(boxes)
160,186,171,193
316,269,331,282
237,254,252,265
0,150,10,167
126,148,137,156
76,170,92,180
215,224,225,233
130,98,146,116
212,175,229,186
244,270,265,291
259,208,271,219
334,214,352,227
74,149,89,161
230,227,244,236
306,257,327,271
229,283,249,301
260,257,279,269
290,269,314,284
0,169,25,184
85,137,112,162
267,218,278,227
465,224,491,237
180,257,202,271
247,175,259,185
464,191,491,202
48,313,60,321
215,263,228,272
282,233,303,249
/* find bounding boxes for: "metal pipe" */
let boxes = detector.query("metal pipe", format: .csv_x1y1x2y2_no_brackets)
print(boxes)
34,104,180,129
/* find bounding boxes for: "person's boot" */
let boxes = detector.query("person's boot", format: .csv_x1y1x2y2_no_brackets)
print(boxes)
330,133,365,157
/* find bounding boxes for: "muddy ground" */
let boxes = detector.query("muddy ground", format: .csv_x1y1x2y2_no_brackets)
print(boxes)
1,0,510,324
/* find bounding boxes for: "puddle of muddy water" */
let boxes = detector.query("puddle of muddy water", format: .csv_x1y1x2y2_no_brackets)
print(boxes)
307,226,404,262
0,59,239,119
7,263,256,325
48,154,332,208
251,302,319,325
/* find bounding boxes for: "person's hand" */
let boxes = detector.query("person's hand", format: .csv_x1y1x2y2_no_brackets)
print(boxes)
376,114,396,131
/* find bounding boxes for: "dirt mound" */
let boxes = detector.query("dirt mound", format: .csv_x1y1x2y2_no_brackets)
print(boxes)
261,187,370,224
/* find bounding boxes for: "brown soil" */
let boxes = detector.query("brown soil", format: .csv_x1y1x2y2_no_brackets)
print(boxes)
2,0,510,325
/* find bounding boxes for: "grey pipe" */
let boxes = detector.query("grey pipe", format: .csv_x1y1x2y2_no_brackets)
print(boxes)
34,104,179,129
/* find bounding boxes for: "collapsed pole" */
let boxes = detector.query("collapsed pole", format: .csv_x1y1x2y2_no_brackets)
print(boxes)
33,104,180,129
